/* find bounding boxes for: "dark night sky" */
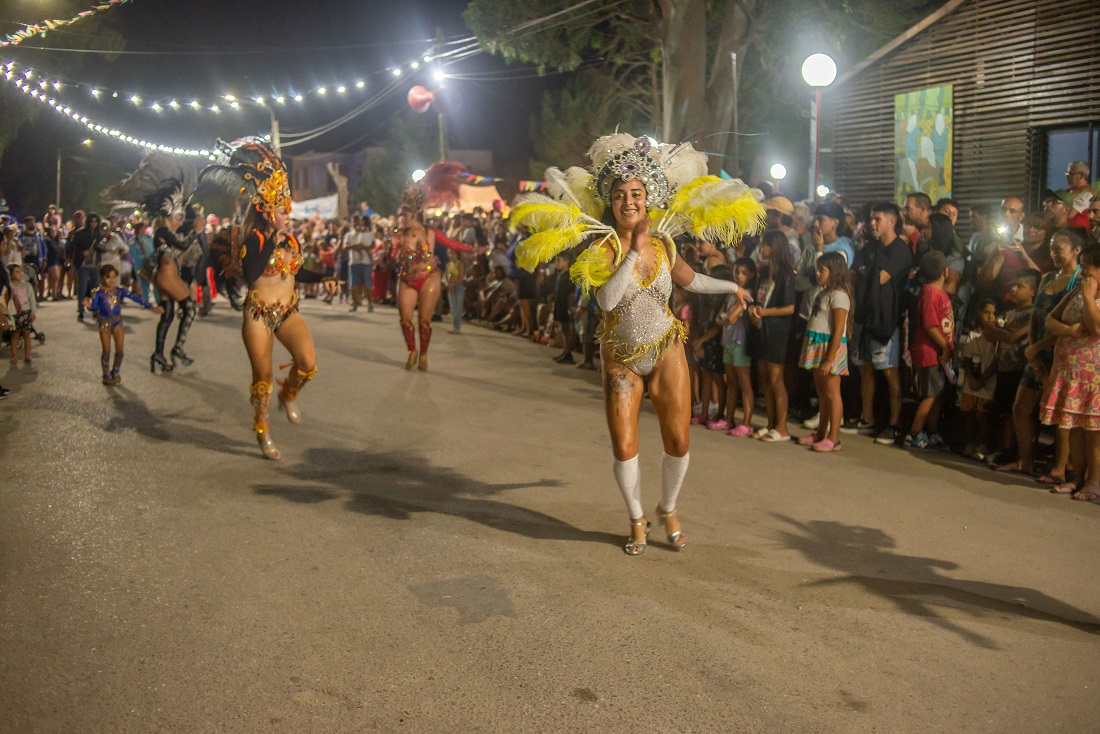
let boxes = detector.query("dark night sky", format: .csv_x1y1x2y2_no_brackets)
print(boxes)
0,0,552,209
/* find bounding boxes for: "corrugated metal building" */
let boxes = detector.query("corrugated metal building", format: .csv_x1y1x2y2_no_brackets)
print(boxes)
823,0,1100,212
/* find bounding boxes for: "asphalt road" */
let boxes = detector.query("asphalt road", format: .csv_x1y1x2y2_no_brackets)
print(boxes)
1,294,1098,733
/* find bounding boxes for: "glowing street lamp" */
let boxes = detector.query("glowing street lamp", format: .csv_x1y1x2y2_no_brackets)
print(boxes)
411,169,427,183
769,163,787,180
802,53,837,203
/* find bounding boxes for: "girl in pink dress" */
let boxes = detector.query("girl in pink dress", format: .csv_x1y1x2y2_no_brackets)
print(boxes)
1040,241,1100,502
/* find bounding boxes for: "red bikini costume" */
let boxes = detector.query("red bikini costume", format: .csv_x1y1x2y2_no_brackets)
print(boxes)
395,225,476,358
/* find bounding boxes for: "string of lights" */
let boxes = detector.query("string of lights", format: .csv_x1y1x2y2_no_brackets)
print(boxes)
1,63,211,157
0,47,446,114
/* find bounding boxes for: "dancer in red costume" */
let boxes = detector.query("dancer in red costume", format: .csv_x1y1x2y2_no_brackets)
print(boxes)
393,163,484,371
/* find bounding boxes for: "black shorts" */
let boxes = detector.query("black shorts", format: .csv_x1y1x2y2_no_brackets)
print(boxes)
992,370,1022,416
516,272,537,300
912,365,946,400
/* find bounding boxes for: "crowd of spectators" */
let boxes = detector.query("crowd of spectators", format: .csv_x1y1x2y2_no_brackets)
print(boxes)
3,166,1100,500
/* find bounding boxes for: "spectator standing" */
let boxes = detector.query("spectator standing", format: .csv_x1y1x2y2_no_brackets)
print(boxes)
43,224,65,301
797,251,852,452
1013,228,1085,483
1040,244,1100,500
958,300,999,459
444,249,467,334
70,212,102,320
1063,161,1094,229
747,230,798,442
854,202,912,446
129,220,155,302
904,251,954,450
986,270,1039,467
345,216,375,312
5,264,36,367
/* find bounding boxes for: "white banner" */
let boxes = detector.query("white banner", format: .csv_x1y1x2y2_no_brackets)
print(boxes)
292,194,339,220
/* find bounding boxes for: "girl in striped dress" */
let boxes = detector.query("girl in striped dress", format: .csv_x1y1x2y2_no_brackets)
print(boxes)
798,251,852,452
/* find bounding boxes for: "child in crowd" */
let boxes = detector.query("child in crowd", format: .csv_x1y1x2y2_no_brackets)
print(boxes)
549,253,576,364
719,257,756,436
673,286,700,416
905,250,955,449
83,264,162,384
4,263,36,366
1040,244,1100,500
693,265,733,426
444,249,467,334
986,270,1038,469
747,230,798,442
958,299,999,460
797,251,852,452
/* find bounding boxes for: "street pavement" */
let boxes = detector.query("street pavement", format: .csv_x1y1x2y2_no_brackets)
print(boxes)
1,294,1098,734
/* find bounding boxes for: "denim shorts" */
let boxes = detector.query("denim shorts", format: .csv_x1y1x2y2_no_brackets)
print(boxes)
853,326,900,370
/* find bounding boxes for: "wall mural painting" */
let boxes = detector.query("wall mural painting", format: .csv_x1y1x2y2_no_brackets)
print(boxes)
894,85,953,204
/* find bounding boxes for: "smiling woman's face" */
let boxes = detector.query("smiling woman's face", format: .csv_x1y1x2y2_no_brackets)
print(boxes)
610,179,647,230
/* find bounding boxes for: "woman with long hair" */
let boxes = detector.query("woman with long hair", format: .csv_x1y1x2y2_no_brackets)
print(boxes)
747,229,798,442
198,137,325,460
512,134,763,554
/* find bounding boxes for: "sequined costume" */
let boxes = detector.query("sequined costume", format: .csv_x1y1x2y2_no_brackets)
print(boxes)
88,285,155,331
510,133,765,556
196,137,319,460
239,229,321,333
597,240,686,376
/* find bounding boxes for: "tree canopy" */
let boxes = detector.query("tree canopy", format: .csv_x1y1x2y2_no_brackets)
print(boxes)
465,0,941,184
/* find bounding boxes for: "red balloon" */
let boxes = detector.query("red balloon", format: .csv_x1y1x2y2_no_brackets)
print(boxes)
407,85,434,113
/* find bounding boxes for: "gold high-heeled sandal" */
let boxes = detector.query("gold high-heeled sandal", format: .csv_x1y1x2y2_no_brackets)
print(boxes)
405,351,419,370
624,519,650,556
657,505,686,550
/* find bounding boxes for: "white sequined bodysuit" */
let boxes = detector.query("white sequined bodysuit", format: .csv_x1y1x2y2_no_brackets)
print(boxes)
598,247,686,377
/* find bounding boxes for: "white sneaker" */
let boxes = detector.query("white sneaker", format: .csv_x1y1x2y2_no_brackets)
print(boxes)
801,413,821,430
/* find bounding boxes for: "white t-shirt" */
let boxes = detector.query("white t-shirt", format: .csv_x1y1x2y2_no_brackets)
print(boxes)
345,230,374,266
806,288,850,337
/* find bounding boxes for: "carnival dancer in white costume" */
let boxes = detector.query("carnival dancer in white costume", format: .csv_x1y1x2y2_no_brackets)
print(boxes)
512,134,764,555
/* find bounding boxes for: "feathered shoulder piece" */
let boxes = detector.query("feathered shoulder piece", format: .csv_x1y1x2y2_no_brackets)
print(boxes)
655,175,766,244
511,165,615,273
103,152,197,216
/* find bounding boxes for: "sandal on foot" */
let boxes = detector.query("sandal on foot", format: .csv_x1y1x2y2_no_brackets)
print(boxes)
1070,488,1100,503
257,434,281,461
624,519,650,556
656,505,686,551
1050,482,1077,495
1035,473,1065,485
812,438,842,452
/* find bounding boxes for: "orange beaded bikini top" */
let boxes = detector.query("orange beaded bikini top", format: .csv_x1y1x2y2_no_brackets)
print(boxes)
242,230,303,278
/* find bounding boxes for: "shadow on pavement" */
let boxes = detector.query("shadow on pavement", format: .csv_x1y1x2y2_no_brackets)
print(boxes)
254,447,621,547
104,386,257,457
773,514,1100,648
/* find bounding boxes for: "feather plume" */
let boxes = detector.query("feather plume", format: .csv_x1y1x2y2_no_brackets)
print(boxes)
103,152,197,215
570,239,616,295
421,160,466,207
657,175,765,243
587,133,638,173
656,142,708,192
510,194,613,271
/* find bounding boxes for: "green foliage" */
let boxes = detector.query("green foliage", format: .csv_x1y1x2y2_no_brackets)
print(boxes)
0,1,126,163
527,70,647,177
466,0,941,180
358,110,440,214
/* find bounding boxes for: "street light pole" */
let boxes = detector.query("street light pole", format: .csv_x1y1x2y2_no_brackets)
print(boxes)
801,54,837,204
56,139,91,214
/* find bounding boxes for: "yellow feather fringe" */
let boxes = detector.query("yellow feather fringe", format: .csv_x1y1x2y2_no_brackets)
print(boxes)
515,225,589,272
667,176,766,244
511,199,582,232
570,240,614,296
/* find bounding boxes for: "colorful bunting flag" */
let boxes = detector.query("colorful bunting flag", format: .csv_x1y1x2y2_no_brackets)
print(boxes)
1,0,135,49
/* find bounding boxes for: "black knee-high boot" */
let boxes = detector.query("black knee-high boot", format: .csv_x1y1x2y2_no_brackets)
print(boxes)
151,299,176,373
172,298,196,366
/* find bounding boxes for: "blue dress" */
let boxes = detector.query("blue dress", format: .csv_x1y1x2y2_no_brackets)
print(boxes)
89,286,154,331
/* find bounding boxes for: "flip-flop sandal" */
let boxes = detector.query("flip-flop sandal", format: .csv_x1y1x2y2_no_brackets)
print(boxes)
1070,489,1100,503
1035,474,1065,485
993,462,1025,474
1050,482,1077,495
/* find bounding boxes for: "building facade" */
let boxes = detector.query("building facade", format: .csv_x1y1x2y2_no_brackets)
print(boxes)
823,0,1100,212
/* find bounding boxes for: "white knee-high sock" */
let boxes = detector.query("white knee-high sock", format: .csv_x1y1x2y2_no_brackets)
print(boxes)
613,455,643,519
660,452,690,513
